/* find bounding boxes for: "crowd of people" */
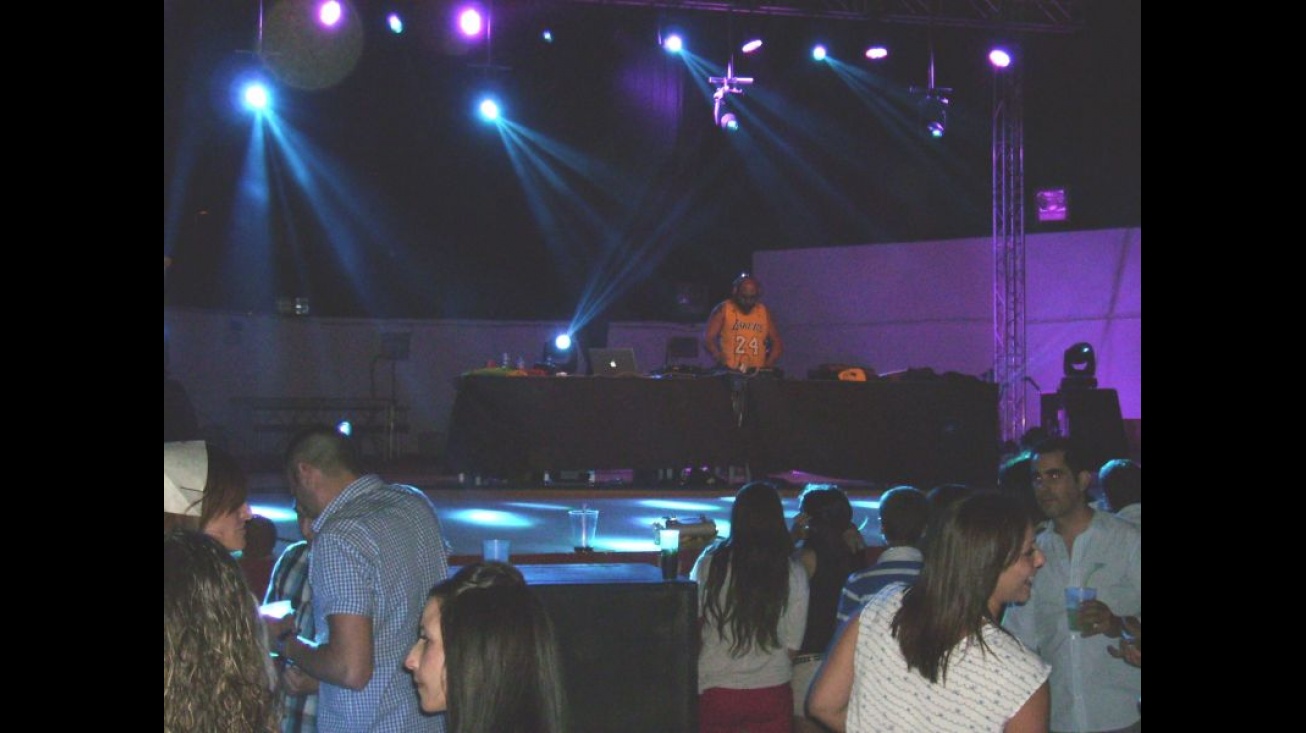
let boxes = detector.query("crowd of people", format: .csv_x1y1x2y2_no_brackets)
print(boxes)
165,413,1139,732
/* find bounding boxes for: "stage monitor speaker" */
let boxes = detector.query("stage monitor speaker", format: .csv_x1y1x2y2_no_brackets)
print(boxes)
1041,389,1129,471
534,580,698,733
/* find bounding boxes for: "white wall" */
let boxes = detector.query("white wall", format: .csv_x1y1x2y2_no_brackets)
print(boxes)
164,310,708,461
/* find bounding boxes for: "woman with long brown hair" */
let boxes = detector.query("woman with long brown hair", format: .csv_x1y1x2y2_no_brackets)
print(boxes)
808,492,1050,732
693,481,809,733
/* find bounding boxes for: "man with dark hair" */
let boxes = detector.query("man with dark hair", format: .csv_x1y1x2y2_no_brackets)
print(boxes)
1003,436,1141,733
836,485,931,623
267,427,449,733
703,274,784,372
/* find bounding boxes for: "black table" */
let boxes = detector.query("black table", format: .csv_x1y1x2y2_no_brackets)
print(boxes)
488,563,699,733
444,374,744,476
446,374,1000,486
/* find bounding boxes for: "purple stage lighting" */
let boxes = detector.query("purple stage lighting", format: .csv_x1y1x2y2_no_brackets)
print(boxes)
663,34,684,53
318,1,343,27
387,13,403,34
865,46,888,60
741,39,763,54
989,48,1012,68
458,7,484,37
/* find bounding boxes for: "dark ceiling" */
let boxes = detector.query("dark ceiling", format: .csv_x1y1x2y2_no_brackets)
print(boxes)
163,0,1139,321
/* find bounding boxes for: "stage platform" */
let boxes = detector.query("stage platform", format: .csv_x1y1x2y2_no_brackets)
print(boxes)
248,466,889,559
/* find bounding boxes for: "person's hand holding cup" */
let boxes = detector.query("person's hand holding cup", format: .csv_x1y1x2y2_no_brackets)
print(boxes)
1077,596,1124,638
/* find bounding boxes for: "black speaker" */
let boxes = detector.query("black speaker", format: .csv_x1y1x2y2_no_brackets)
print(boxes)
534,580,698,733
1041,389,1129,471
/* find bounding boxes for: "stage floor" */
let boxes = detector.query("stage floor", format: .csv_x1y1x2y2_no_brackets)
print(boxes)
249,470,889,559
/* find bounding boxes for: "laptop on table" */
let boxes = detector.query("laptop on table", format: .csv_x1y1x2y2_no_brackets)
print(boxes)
588,348,641,377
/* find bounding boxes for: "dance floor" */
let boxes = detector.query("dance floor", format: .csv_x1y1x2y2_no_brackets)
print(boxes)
248,469,890,559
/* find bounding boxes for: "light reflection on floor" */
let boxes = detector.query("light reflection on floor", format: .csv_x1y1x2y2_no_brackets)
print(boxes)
252,486,886,558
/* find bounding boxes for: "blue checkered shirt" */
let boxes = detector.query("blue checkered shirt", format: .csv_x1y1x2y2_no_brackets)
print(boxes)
309,475,450,733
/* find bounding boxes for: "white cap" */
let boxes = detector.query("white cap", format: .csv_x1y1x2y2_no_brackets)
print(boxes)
164,441,208,516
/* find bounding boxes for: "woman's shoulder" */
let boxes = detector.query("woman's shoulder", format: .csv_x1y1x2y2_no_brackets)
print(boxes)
982,625,1051,678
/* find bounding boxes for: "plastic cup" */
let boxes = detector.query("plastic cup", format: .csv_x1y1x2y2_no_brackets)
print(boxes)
482,539,511,563
1064,586,1097,633
658,528,681,580
569,508,600,551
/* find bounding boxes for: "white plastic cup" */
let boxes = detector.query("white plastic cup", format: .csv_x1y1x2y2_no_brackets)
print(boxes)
569,508,600,551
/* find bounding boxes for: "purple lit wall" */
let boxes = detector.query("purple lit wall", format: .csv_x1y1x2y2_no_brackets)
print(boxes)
756,227,1141,426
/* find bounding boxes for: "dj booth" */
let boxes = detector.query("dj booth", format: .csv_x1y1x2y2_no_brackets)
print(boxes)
446,373,999,487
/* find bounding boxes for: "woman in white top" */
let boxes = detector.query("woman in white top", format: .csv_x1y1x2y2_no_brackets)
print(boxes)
693,481,809,733
808,492,1051,733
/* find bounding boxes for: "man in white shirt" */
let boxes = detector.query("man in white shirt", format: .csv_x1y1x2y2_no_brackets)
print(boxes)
1004,437,1141,733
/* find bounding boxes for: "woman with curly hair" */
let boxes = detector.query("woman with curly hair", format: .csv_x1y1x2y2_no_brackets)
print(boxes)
808,492,1050,732
164,529,279,732
692,481,809,733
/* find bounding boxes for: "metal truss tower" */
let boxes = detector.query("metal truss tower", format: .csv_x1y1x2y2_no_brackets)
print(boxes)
992,61,1025,445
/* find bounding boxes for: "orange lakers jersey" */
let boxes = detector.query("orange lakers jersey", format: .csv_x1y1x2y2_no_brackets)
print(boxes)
719,301,772,370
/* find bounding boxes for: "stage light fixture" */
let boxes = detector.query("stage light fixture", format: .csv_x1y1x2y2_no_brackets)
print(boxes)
865,45,888,60
811,44,828,61
318,1,343,27
387,13,403,34
542,29,553,43
457,6,485,37
709,59,752,132
989,47,1012,68
543,333,579,373
241,81,271,113
911,33,951,139
1060,342,1098,390
477,97,501,122
663,33,684,53
920,92,948,138
742,39,763,53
